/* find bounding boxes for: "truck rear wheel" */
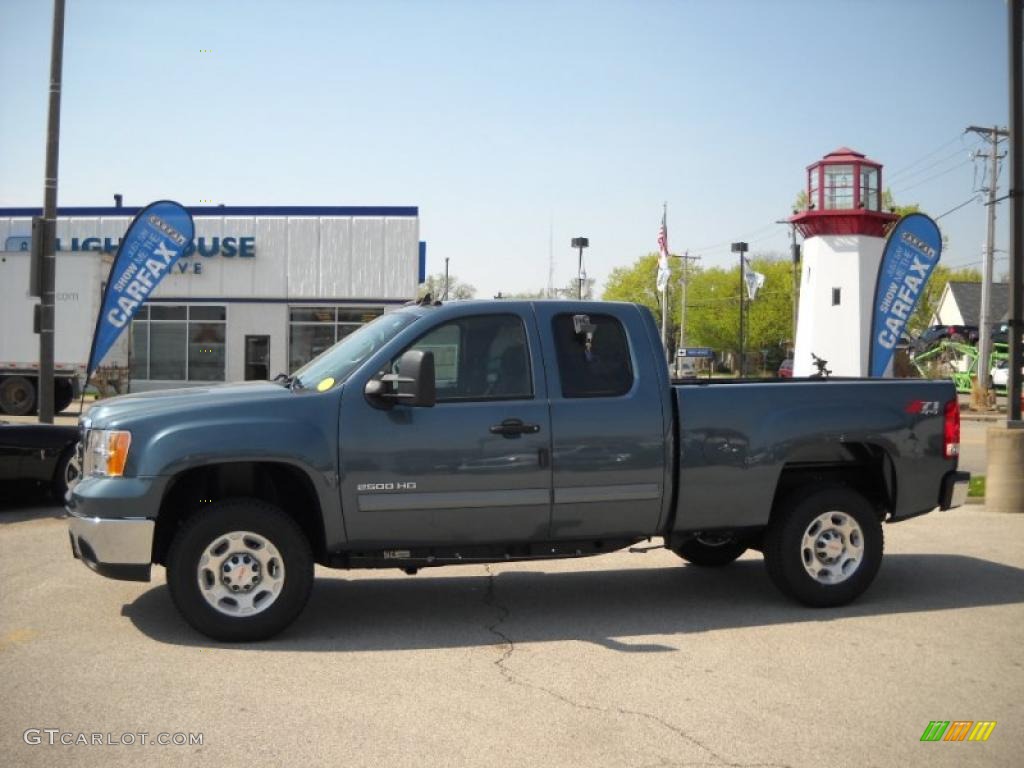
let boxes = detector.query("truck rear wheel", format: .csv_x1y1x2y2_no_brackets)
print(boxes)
763,486,883,607
672,535,747,567
0,376,36,416
166,499,314,641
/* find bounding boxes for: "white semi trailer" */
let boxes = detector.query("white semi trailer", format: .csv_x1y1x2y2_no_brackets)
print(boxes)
0,250,113,415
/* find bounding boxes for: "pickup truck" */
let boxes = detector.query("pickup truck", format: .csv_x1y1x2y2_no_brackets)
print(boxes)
67,300,969,641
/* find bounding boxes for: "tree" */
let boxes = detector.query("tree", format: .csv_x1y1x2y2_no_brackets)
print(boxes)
603,251,795,368
502,276,594,300
882,188,920,218
418,272,476,300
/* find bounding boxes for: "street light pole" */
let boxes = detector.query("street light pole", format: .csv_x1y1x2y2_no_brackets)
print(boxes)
731,241,749,376
443,257,450,300
571,237,589,299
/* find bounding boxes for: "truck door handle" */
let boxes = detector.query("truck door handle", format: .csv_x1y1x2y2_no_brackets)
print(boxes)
489,418,541,437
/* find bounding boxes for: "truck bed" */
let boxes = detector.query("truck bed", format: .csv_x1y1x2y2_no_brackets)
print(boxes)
670,378,957,533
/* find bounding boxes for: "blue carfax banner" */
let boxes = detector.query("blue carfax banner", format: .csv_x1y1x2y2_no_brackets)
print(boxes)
868,213,942,377
86,200,194,378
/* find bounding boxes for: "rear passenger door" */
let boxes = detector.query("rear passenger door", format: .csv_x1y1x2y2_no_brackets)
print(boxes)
533,304,669,540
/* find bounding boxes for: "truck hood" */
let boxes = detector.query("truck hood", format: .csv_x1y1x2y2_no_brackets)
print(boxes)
84,381,295,428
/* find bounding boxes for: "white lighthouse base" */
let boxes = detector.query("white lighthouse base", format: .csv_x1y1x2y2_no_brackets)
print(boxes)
793,234,886,378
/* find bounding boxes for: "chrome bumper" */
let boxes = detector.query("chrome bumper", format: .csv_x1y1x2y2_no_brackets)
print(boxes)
68,514,154,582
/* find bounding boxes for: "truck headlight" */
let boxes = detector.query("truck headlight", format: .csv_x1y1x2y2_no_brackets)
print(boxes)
84,429,132,477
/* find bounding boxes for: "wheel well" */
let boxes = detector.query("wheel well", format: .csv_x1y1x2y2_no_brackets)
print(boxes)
153,462,327,565
770,443,895,522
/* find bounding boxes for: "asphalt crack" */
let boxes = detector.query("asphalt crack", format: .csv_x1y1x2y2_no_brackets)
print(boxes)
480,565,791,768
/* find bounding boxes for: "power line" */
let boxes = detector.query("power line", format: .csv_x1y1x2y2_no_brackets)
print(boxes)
887,140,981,183
935,194,983,221
886,134,968,178
892,158,973,195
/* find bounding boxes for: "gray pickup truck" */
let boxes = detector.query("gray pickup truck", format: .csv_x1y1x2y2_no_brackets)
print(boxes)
67,300,969,640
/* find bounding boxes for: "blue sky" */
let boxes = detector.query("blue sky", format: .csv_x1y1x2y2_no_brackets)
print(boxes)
0,0,1011,297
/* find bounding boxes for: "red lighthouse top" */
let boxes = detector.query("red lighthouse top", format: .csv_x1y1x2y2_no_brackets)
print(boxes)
789,147,898,238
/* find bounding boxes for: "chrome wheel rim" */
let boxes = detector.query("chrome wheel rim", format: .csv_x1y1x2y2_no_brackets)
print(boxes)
64,452,82,490
800,511,864,585
197,531,285,617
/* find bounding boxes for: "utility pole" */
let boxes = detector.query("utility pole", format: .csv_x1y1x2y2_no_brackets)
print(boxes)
443,257,450,300
966,124,1009,405
37,0,66,424
674,252,701,376
731,241,749,376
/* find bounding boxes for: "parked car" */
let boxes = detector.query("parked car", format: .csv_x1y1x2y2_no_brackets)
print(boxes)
913,324,979,352
777,358,793,378
0,421,81,500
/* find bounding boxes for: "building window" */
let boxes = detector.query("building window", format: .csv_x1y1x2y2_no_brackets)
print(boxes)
131,304,226,381
823,164,854,210
832,288,842,306
288,306,382,372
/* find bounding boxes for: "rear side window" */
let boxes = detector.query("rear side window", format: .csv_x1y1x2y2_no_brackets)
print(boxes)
552,313,633,398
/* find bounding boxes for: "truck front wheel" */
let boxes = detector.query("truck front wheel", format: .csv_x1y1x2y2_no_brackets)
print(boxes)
763,486,883,607
166,499,314,641
672,535,748,567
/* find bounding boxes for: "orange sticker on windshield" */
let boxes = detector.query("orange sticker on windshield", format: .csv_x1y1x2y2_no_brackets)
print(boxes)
317,377,335,392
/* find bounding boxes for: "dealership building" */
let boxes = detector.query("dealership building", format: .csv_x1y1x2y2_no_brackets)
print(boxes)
0,205,423,391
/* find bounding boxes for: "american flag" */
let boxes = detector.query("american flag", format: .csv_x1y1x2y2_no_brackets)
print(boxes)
656,208,670,292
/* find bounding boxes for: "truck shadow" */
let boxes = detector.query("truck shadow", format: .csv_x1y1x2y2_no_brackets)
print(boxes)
0,485,63,522
123,553,1024,651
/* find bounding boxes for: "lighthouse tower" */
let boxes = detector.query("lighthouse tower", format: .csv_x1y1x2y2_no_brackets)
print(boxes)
790,148,898,377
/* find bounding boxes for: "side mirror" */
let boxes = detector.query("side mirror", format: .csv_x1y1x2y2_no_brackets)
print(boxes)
364,349,436,407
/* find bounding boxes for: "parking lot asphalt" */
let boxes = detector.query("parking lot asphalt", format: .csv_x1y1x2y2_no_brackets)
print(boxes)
1,495,1022,768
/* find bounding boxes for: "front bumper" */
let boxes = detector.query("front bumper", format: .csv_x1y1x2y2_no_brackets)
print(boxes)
940,470,971,510
68,512,154,582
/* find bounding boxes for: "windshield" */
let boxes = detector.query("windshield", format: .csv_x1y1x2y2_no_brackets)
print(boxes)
292,311,419,391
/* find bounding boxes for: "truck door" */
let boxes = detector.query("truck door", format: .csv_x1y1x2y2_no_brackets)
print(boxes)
533,304,669,540
338,309,552,546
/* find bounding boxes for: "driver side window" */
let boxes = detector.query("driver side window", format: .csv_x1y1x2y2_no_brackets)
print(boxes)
396,314,532,402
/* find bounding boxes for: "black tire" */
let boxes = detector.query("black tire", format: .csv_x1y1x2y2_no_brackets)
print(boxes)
763,486,883,607
0,376,36,416
672,535,748,567
51,445,82,502
166,499,314,642
54,379,74,413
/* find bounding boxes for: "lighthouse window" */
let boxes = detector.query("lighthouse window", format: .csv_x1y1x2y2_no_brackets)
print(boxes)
860,166,879,210
824,164,854,210
832,288,842,306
